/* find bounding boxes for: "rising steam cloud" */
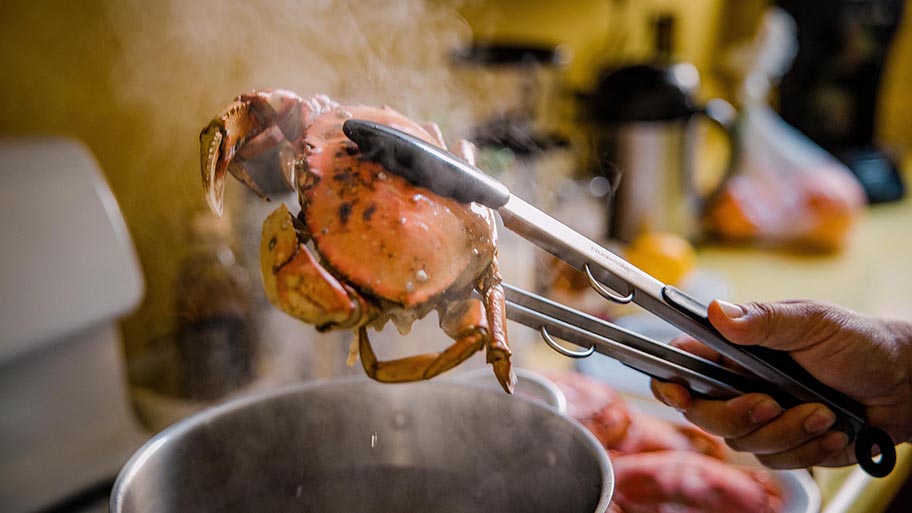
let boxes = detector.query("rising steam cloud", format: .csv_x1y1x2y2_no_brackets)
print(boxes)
107,0,476,145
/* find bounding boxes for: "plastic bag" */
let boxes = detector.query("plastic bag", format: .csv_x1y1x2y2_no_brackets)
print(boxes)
704,106,865,252
704,8,866,252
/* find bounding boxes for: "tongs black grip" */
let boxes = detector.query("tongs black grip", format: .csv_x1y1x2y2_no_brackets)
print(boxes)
662,286,896,477
342,119,510,207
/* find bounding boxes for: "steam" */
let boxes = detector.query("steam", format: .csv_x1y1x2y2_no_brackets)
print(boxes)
106,0,490,385
107,0,476,144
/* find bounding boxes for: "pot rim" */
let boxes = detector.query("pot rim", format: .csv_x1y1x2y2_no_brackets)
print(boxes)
111,377,613,513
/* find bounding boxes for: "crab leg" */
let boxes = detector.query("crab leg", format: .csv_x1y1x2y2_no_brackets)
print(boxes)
451,136,516,393
358,299,489,383
199,89,319,217
477,255,516,393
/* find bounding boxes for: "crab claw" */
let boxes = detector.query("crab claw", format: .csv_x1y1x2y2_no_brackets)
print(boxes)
260,203,368,330
199,89,309,217
200,121,230,217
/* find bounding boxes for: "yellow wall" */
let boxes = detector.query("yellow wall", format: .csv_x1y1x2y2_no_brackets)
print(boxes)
456,0,727,92
0,0,479,365
455,0,912,154
0,0,188,353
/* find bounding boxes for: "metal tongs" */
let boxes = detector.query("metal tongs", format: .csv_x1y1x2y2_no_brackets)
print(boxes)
342,119,896,477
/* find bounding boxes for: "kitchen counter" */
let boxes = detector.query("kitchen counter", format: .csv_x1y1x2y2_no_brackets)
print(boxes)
699,189,912,320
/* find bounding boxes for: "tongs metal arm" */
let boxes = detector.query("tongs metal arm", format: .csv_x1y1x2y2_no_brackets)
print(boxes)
500,284,785,402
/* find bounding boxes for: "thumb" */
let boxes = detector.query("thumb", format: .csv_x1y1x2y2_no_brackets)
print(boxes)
707,299,839,352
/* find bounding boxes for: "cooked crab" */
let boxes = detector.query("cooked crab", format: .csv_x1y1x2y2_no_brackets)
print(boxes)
611,451,783,513
199,90,515,392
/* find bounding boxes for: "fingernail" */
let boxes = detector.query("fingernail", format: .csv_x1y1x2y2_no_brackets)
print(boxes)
749,399,782,424
804,409,836,434
821,431,850,452
717,300,747,320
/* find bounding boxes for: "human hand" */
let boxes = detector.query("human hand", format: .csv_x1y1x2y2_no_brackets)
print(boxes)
651,299,912,469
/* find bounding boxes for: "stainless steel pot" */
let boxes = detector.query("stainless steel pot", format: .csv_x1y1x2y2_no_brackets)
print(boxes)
112,378,613,513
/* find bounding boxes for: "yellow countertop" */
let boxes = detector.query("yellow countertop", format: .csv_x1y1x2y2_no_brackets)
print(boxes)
699,196,912,320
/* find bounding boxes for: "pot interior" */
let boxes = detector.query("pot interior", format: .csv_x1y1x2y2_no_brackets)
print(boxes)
113,379,612,513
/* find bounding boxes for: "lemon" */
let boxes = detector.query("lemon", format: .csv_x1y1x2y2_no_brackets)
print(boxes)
624,232,696,285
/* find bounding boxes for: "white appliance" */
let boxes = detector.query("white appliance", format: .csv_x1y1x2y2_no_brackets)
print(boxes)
0,138,147,512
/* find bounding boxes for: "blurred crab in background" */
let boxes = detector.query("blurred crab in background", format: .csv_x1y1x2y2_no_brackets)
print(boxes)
199,90,515,392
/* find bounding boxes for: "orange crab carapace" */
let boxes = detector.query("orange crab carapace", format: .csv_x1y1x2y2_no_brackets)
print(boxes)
200,91,515,392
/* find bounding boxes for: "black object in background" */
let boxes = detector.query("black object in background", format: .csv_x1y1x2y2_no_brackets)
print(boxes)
777,0,906,203
452,42,570,156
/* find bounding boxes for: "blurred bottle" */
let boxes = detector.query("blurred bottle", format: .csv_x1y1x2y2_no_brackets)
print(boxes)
578,13,738,244
173,212,257,401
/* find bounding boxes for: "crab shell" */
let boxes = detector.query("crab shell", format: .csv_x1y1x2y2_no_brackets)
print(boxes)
295,104,497,319
201,91,514,391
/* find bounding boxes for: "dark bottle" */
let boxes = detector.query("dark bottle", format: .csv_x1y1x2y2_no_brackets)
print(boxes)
173,213,257,401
